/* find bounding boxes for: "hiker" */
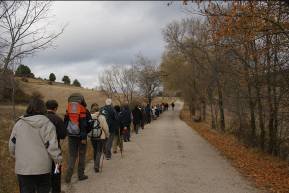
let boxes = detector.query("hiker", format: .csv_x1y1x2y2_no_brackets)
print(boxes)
100,98,118,160
171,102,175,111
120,104,132,142
112,105,123,154
145,104,152,124
9,97,62,193
132,105,142,134
155,105,160,117
65,93,92,183
46,100,66,193
140,105,146,130
88,103,109,172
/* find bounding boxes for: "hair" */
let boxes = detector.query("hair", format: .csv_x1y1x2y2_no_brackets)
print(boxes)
114,105,121,112
105,98,112,105
90,103,99,113
45,100,58,110
26,97,46,115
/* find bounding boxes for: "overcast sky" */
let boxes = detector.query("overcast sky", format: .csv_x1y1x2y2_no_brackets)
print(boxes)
24,1,195,88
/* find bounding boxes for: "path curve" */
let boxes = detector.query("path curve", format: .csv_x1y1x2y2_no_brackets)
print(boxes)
66,102,259,193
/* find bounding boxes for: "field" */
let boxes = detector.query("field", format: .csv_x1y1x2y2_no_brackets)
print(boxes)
0,78,172,193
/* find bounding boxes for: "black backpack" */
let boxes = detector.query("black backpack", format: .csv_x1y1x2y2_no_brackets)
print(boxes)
88,117,102,139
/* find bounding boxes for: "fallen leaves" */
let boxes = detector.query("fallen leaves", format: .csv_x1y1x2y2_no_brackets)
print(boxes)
180,109,289,193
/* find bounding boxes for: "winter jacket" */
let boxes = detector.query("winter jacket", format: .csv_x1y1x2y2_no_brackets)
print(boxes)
119,107,131,126
46,111,66,148
114,111,123,135
100,105,118,134
89,112,109,140
132,107,142,124
9,115,62,175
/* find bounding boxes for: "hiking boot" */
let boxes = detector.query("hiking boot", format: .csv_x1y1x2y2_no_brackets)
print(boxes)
106,156,111,160
78,175,88,181
94,168,100,173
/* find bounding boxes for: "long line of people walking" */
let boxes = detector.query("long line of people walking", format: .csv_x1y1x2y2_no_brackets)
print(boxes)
8,93,170,193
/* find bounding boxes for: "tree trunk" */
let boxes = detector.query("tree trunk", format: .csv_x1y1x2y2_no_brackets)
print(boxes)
202,100,206,121
217,81,225,131
256,85,265,150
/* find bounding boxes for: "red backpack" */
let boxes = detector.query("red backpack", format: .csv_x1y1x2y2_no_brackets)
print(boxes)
66,93,87,136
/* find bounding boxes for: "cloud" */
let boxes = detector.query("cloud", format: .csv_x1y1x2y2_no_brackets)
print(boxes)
24,1,195,88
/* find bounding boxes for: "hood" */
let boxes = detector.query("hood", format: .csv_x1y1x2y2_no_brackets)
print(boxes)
91,112,100,120
20,115,50,129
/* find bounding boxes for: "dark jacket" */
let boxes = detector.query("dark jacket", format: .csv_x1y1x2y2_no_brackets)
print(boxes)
145,105,151,117
46,111,66,147
132,107,142,125
100,105,118,134
114,111,123,135
119,107,131,126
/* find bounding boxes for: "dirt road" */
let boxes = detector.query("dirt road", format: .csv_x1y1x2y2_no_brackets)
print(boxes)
65,102,259,193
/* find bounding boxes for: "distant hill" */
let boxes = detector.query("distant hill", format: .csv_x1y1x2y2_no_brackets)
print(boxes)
19,78,110,115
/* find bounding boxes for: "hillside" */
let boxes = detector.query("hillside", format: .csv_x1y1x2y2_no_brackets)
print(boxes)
19,78,109,115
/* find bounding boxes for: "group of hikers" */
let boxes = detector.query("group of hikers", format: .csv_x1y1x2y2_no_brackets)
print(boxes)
8,92,175,193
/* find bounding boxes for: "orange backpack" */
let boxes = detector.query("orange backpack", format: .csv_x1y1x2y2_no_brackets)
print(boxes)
66,93,87,136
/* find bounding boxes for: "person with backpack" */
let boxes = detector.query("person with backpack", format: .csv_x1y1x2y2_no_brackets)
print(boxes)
120,104,132,142
171,102,175,111
140,105,146,130
64,93,92,183
132,105,142,134
88,103,109,172
145,104,152,124
9,97,62,193
100,98,117,160
112,105,123,154
45,100,66,193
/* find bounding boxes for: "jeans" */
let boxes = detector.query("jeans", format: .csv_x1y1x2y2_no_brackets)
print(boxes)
65,137,87,182
91,139,105,169
51,162,61,193
18,173,51,193
105,134,114,158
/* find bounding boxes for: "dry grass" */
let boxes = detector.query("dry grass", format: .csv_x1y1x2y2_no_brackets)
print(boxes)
19,78,109,115
180,106,289,193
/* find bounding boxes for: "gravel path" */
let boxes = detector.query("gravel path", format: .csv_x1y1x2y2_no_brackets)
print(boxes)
65,102,260,193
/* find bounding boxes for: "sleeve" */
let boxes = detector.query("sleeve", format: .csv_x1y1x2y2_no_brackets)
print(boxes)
56,116,66,140
86,110,93,133
99,115,109,138
40,122,62,163
8,125,17,158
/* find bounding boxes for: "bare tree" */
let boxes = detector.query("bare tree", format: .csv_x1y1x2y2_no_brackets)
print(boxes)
136,54,161,106
0,1,65,74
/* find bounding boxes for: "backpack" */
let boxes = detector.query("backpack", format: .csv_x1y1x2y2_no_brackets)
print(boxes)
66,93,87,136
100,106,112,127
88,117,102,139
